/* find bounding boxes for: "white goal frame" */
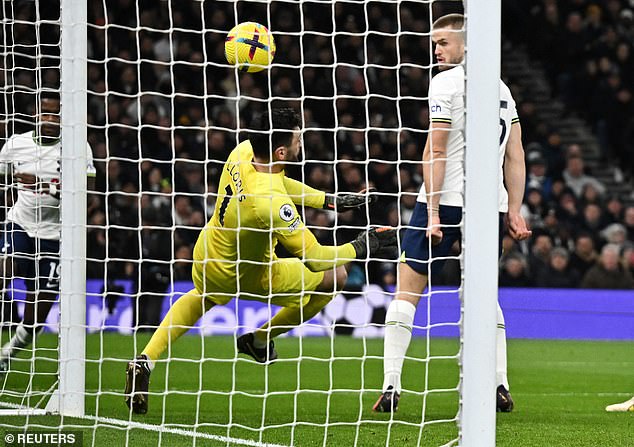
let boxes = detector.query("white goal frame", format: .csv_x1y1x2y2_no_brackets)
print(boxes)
56,0,88,418
461,1,501,445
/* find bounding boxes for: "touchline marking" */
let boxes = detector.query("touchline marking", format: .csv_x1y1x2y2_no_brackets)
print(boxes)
85,415,291,447
516,392,632,397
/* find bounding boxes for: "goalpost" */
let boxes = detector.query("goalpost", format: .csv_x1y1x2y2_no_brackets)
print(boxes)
0,1,501,445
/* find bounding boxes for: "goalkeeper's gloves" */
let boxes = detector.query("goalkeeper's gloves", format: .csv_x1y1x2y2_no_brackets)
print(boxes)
350,227,399,260
323,187,377,211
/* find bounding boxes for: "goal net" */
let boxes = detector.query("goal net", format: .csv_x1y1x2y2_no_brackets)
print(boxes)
0,0,500,446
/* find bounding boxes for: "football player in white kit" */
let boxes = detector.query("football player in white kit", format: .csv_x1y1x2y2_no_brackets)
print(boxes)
373,14,532,413
0,92,96,373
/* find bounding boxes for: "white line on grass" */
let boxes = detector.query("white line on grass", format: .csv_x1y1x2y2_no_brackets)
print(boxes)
517,392,632,397
84,415,291,447
0,407,290,447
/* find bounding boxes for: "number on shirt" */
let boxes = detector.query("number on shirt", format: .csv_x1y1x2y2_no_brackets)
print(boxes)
499,100,508,147
219,184,233,226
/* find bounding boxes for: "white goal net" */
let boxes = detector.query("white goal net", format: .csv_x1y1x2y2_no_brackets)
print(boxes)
0,1,500,446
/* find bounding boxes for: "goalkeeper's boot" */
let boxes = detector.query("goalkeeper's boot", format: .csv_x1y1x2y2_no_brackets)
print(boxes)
372,385,400,413
236,333,278,363
496,385,514,412
124,354,151,414
605,396,634,412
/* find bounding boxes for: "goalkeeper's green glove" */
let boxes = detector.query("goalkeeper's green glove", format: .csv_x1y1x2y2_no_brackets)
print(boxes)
350,227,399,260
323,187,377,211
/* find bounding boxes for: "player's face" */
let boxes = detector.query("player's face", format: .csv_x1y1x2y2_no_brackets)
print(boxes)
39,98,61,139
432,27,464,70
284,128,302,162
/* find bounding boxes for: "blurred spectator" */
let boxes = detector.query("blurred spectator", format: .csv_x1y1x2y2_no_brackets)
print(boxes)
555,189,582,231
604,195,624,224
581,243,634,289
601,223,628,250
534,247,580,288
135,198,172,331
528,234,553,280
624,206,634,241
579,183,603,208
173,245,193,281
623,242,634,278
526,151,553,200
580,203,606,234
569,234,599,279
521,188,547,230
562,156,606,197
499,253,532,287
400,186,418,225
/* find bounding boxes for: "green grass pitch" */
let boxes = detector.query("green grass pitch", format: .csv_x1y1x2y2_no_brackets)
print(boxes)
1,333,633,446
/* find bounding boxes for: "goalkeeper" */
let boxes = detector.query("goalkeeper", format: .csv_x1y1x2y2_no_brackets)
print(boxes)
124,107,398,414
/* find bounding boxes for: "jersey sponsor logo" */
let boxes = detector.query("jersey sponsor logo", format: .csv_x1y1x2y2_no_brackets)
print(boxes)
430,102,442,113
279,203,295,222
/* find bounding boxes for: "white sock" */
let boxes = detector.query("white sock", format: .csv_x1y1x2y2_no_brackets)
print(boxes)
496,302,509,390
1,324,34,359
382,300,417,393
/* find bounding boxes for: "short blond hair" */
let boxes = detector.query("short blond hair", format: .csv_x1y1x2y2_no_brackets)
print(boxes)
432,13,464,31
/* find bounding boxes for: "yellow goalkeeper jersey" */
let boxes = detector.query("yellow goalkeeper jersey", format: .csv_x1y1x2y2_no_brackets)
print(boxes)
192,140,356,298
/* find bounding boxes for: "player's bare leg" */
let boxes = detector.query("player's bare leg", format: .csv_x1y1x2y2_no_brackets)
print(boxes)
374,262,427,412
0,290,56,373
239,267,347,363
0,256,13,373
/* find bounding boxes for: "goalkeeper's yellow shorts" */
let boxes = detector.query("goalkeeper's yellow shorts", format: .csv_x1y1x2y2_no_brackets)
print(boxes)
192,257,324,308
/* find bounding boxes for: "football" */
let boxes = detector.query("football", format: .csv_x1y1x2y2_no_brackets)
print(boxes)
224,22,276,73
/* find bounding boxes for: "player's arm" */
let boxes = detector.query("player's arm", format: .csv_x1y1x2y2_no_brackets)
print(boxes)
282,227,356,272
422,122,450,244
273,201,397,271
283,175,375,211
282,176,326,209
0,142,13,191
280,227,398,272
504,122,531,241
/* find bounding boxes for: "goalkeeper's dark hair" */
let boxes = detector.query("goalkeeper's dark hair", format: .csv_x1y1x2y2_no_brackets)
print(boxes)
432,13,464,31
249,108,301,160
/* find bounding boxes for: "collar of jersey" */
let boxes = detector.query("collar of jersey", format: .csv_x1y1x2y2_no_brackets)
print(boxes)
250,158,285,176
32,131,60,146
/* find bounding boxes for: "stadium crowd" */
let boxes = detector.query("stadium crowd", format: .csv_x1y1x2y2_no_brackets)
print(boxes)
2,0,632,324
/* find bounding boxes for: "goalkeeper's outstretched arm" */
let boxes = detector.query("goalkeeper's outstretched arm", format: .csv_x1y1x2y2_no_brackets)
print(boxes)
278,224,398,272
283,176,326,209
283,175,376,211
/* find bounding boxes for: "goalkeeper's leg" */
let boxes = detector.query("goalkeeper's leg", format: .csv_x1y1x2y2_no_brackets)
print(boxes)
236,290,336,364
141,288,212,362
125,288,211,414
257,265,346,338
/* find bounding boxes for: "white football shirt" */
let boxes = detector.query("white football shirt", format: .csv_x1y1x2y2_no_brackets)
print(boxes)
0,131,96,240
417,65,519,212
